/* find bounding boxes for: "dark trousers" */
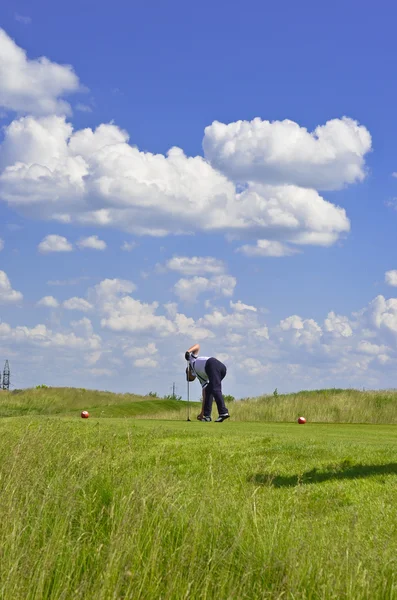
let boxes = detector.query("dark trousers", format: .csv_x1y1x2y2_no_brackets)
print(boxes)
203,357,228,417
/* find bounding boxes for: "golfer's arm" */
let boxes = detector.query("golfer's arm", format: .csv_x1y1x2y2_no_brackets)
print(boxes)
187,343,200,355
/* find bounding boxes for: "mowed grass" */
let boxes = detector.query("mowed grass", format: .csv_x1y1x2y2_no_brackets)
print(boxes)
0,416,397,599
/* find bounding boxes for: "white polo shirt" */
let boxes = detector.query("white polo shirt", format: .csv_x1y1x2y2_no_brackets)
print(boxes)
189,354,210,388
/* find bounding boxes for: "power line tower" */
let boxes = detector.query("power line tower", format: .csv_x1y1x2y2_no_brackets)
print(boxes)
2,361,10,391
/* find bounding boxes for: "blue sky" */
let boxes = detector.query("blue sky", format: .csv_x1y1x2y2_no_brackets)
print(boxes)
1,0,397,398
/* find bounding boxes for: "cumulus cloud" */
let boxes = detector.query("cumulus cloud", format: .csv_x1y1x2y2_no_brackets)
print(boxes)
230,300,257,312
174,275,236,302
358,295,397,344
63,297,93,312
0,29,81,115
279,315,323,347
0,115,353,252
324,311,353,338
0,270,23,304
0,321,100,350
0,32,372,256
93,278,174,335
357,340,388,355
37,295,59,308
77,235,107,250
134,357,158,368
385,270,397,287
124,342,158,358
203,116,372,191
38,234,73,253
237,239,298,257
121,241,137,251
70,317,94,336
165,256,226,275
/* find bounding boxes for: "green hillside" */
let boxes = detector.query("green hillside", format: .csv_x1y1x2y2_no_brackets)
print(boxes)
3,386,397,424
0,387,201,418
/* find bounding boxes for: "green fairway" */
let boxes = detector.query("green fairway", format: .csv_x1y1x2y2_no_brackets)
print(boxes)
0,416,397,599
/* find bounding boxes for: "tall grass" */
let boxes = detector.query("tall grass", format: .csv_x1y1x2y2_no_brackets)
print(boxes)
0,388,197,418
163,388,397,424
5,387,397,424
0,418,396,599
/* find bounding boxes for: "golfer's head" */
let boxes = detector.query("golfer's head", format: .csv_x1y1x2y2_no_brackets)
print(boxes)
186,367,196,382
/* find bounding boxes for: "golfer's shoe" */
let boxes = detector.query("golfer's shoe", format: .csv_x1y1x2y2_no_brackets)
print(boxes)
197,415,212,422
215,413,230,422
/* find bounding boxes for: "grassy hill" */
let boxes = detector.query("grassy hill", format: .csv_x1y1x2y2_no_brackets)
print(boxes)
3,386,397,424
0,387,201,418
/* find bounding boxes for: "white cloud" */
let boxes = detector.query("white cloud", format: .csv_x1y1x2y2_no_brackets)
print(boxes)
254,326,269,339
230,300,257,312
133,357,158,368
358,295,397,343
231,185,350,246
165,256,226,275
124,342,158,358
173,312,214,340
0,115,352,251
93,278,174,335
75,103,92,113
38,235,73,253
324,311,353,338
86,351,102,366
237,239,298,257
100,296,174,334
203,116,371,191
0,321,100,350
0,238,4,251
279,315,322,347
0,270,23,304
0,33,370,256
63,297,93,312
357,341,388,355
385,270,397,287
88,367,112,376
70,317,94,336
77,235,107,250
37,295,59,308
0,29,81,115
239,358,268,375
174,275,236,302
121,241,137,251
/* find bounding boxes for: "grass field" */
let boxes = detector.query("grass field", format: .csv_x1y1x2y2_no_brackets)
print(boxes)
0,391,397,599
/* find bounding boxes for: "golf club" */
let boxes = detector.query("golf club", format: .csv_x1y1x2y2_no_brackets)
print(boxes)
186,360,191,421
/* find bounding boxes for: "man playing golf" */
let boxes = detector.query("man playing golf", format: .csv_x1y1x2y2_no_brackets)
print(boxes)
185,344,230,422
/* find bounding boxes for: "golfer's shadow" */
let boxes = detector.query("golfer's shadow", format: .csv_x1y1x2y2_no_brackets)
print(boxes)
250,462,397,488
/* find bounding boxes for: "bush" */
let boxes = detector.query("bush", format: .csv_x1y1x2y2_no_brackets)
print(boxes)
163,394,183,402
224,395,235,402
